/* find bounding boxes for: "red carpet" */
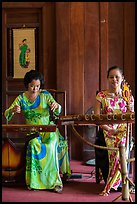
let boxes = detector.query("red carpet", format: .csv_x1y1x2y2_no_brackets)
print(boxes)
2,160,135,202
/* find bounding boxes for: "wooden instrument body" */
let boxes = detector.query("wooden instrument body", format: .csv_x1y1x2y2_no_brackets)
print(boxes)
2,138,25,182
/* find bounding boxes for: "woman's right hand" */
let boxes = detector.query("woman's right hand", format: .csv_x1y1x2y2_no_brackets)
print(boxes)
108,127,126,138
109,128,118,135
11,105,21,114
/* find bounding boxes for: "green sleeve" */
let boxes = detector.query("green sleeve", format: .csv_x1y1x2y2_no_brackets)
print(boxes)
47,93,62,116
4,95,22,121
54,103,61,116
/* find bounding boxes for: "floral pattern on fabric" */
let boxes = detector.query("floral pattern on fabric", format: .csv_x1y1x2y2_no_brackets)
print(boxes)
96,90,134,193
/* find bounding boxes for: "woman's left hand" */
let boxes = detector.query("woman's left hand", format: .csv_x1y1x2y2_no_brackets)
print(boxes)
50,102,59,111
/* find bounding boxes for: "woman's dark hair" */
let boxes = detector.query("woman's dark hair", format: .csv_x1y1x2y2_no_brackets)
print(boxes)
24,70,44,89
107,65,124,78
22,39,27,43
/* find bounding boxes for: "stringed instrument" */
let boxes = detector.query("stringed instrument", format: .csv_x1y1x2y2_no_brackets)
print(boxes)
2,138,25,181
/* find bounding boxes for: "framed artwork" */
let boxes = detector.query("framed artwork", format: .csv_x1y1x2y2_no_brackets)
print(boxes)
7,27,38,78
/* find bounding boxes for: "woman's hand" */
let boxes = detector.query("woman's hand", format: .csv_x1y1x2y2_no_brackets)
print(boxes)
11,105,21,114
50,102,59,111
109,128,118,135
107,127,126,139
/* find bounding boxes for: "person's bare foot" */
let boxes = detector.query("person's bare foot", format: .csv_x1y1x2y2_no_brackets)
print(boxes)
130,186,135,194
54,186,63,193
27,187,39,191
99,191,109,196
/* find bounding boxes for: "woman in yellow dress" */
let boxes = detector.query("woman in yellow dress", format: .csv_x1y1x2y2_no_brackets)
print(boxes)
94,66,134,196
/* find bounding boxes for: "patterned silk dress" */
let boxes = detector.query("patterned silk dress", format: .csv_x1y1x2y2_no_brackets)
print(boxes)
5,89,71,190
96,90,134,193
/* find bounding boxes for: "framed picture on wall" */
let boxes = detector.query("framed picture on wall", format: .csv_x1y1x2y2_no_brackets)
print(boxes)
7,27,38,79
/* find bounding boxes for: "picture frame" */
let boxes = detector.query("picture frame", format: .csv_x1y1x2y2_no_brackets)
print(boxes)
7,27,38,78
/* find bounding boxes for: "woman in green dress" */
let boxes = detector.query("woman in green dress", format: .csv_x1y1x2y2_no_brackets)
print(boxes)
4,70,71,193
19,39,29,68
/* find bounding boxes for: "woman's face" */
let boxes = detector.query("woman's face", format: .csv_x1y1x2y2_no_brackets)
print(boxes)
28,79,41,94
108,69,123,89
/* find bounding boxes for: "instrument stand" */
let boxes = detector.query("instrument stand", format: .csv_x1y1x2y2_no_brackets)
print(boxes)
112,177,134,202
112,144,135,202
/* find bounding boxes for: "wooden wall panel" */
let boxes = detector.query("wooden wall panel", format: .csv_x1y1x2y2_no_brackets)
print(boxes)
6,8,41,24
69,2,85,160
56,2,70,109
56,3,73,157
56,2,135,160
84,2,100,112
124,2,135,96
2,2,135,161
108,2,124,68
99,2,109,90
69,2,84,114
83,2,100,161
41,3,56,89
